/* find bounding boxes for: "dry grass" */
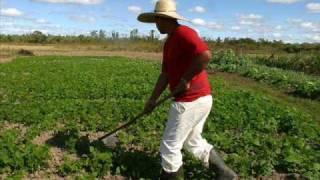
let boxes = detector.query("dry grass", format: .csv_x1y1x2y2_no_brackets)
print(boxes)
0,56,14,63
0,44,162,64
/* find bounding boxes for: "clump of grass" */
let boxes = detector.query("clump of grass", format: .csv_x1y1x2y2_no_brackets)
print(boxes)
17,49,34,56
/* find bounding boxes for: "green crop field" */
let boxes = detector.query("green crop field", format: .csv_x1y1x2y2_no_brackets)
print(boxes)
209,50,320,100
0,56,319,179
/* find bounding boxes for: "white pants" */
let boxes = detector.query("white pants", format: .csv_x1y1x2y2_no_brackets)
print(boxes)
160,95,213,172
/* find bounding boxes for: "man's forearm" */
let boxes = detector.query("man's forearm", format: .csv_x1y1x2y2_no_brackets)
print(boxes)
149,72,169,100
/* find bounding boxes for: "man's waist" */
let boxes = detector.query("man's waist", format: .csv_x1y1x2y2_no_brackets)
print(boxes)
173,91,211,102
169,78,211,92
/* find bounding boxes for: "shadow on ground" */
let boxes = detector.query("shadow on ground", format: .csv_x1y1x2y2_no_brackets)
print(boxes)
45,129,218,179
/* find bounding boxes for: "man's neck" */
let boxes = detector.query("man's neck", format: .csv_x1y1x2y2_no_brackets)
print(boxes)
167,23,180,35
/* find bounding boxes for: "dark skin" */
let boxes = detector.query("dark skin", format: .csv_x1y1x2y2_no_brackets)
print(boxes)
144,16,211,113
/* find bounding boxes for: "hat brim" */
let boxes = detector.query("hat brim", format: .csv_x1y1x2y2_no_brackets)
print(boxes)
137,12,188,23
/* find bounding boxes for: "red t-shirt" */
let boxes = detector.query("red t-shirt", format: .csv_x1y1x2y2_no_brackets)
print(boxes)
163,25,211,102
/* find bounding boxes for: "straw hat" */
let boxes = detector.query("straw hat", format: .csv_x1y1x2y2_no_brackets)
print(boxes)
138,0,188,23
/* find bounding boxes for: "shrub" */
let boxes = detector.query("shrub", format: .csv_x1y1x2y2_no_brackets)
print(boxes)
17,49,34,56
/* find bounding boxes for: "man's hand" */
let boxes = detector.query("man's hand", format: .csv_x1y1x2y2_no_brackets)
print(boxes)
144,72,168,114
143,98,157,114
173,78,191,96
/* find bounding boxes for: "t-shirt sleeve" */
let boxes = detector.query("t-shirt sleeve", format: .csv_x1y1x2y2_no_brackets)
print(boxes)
179,28,209,58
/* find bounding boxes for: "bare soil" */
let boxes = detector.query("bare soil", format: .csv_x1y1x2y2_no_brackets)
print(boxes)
0,121,27,135
28,130,129,179
0,56,14,63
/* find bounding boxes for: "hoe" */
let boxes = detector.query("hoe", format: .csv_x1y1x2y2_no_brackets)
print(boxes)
97,93,174,148
75,92,175,154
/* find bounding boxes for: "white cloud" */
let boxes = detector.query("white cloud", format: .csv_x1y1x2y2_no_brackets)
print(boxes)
0,8,23,17
266,0,301,4
1,22,13,26
192,18,206,26
69,15,96,23
287,18,302,23
191,18,223,30
304,34,320,42
288,18,320,33
247,29,254,33
128,6,143,14
306,3,320,13
299,21,320,32
32,0,103,5
0,17,91,35
0,22,49,35
240,14,263,20
0,14,64,35
189,6,206,13
311,35,320,42
272,32,282,38
275,25,282,30
207,22,223,30
301,22,314,29
239,14,263,26
240,20,255,25
35,18,49,24
231,26,241,31
0,27,32,34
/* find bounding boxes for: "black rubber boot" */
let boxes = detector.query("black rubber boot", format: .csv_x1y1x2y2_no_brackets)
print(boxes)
209,148,237,180
160,166,184,180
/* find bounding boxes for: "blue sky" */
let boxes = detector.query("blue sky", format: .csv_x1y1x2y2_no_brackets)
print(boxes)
0,0,319,43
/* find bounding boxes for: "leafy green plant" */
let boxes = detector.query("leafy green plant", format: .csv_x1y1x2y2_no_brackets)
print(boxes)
209,50,320,100
204,87,320,178
58,147,113,177
0,56,319,179
252,54,320,75
0,130,50,174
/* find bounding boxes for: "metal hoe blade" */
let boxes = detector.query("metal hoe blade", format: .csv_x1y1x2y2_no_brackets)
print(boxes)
101,133,120,148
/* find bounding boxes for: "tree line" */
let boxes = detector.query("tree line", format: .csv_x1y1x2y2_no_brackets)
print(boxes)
0,29,159,43
1,29,319,55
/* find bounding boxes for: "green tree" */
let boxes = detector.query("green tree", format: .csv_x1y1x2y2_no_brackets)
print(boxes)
28,31,47,43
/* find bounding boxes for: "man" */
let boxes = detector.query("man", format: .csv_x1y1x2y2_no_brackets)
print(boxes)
138,0,237,179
